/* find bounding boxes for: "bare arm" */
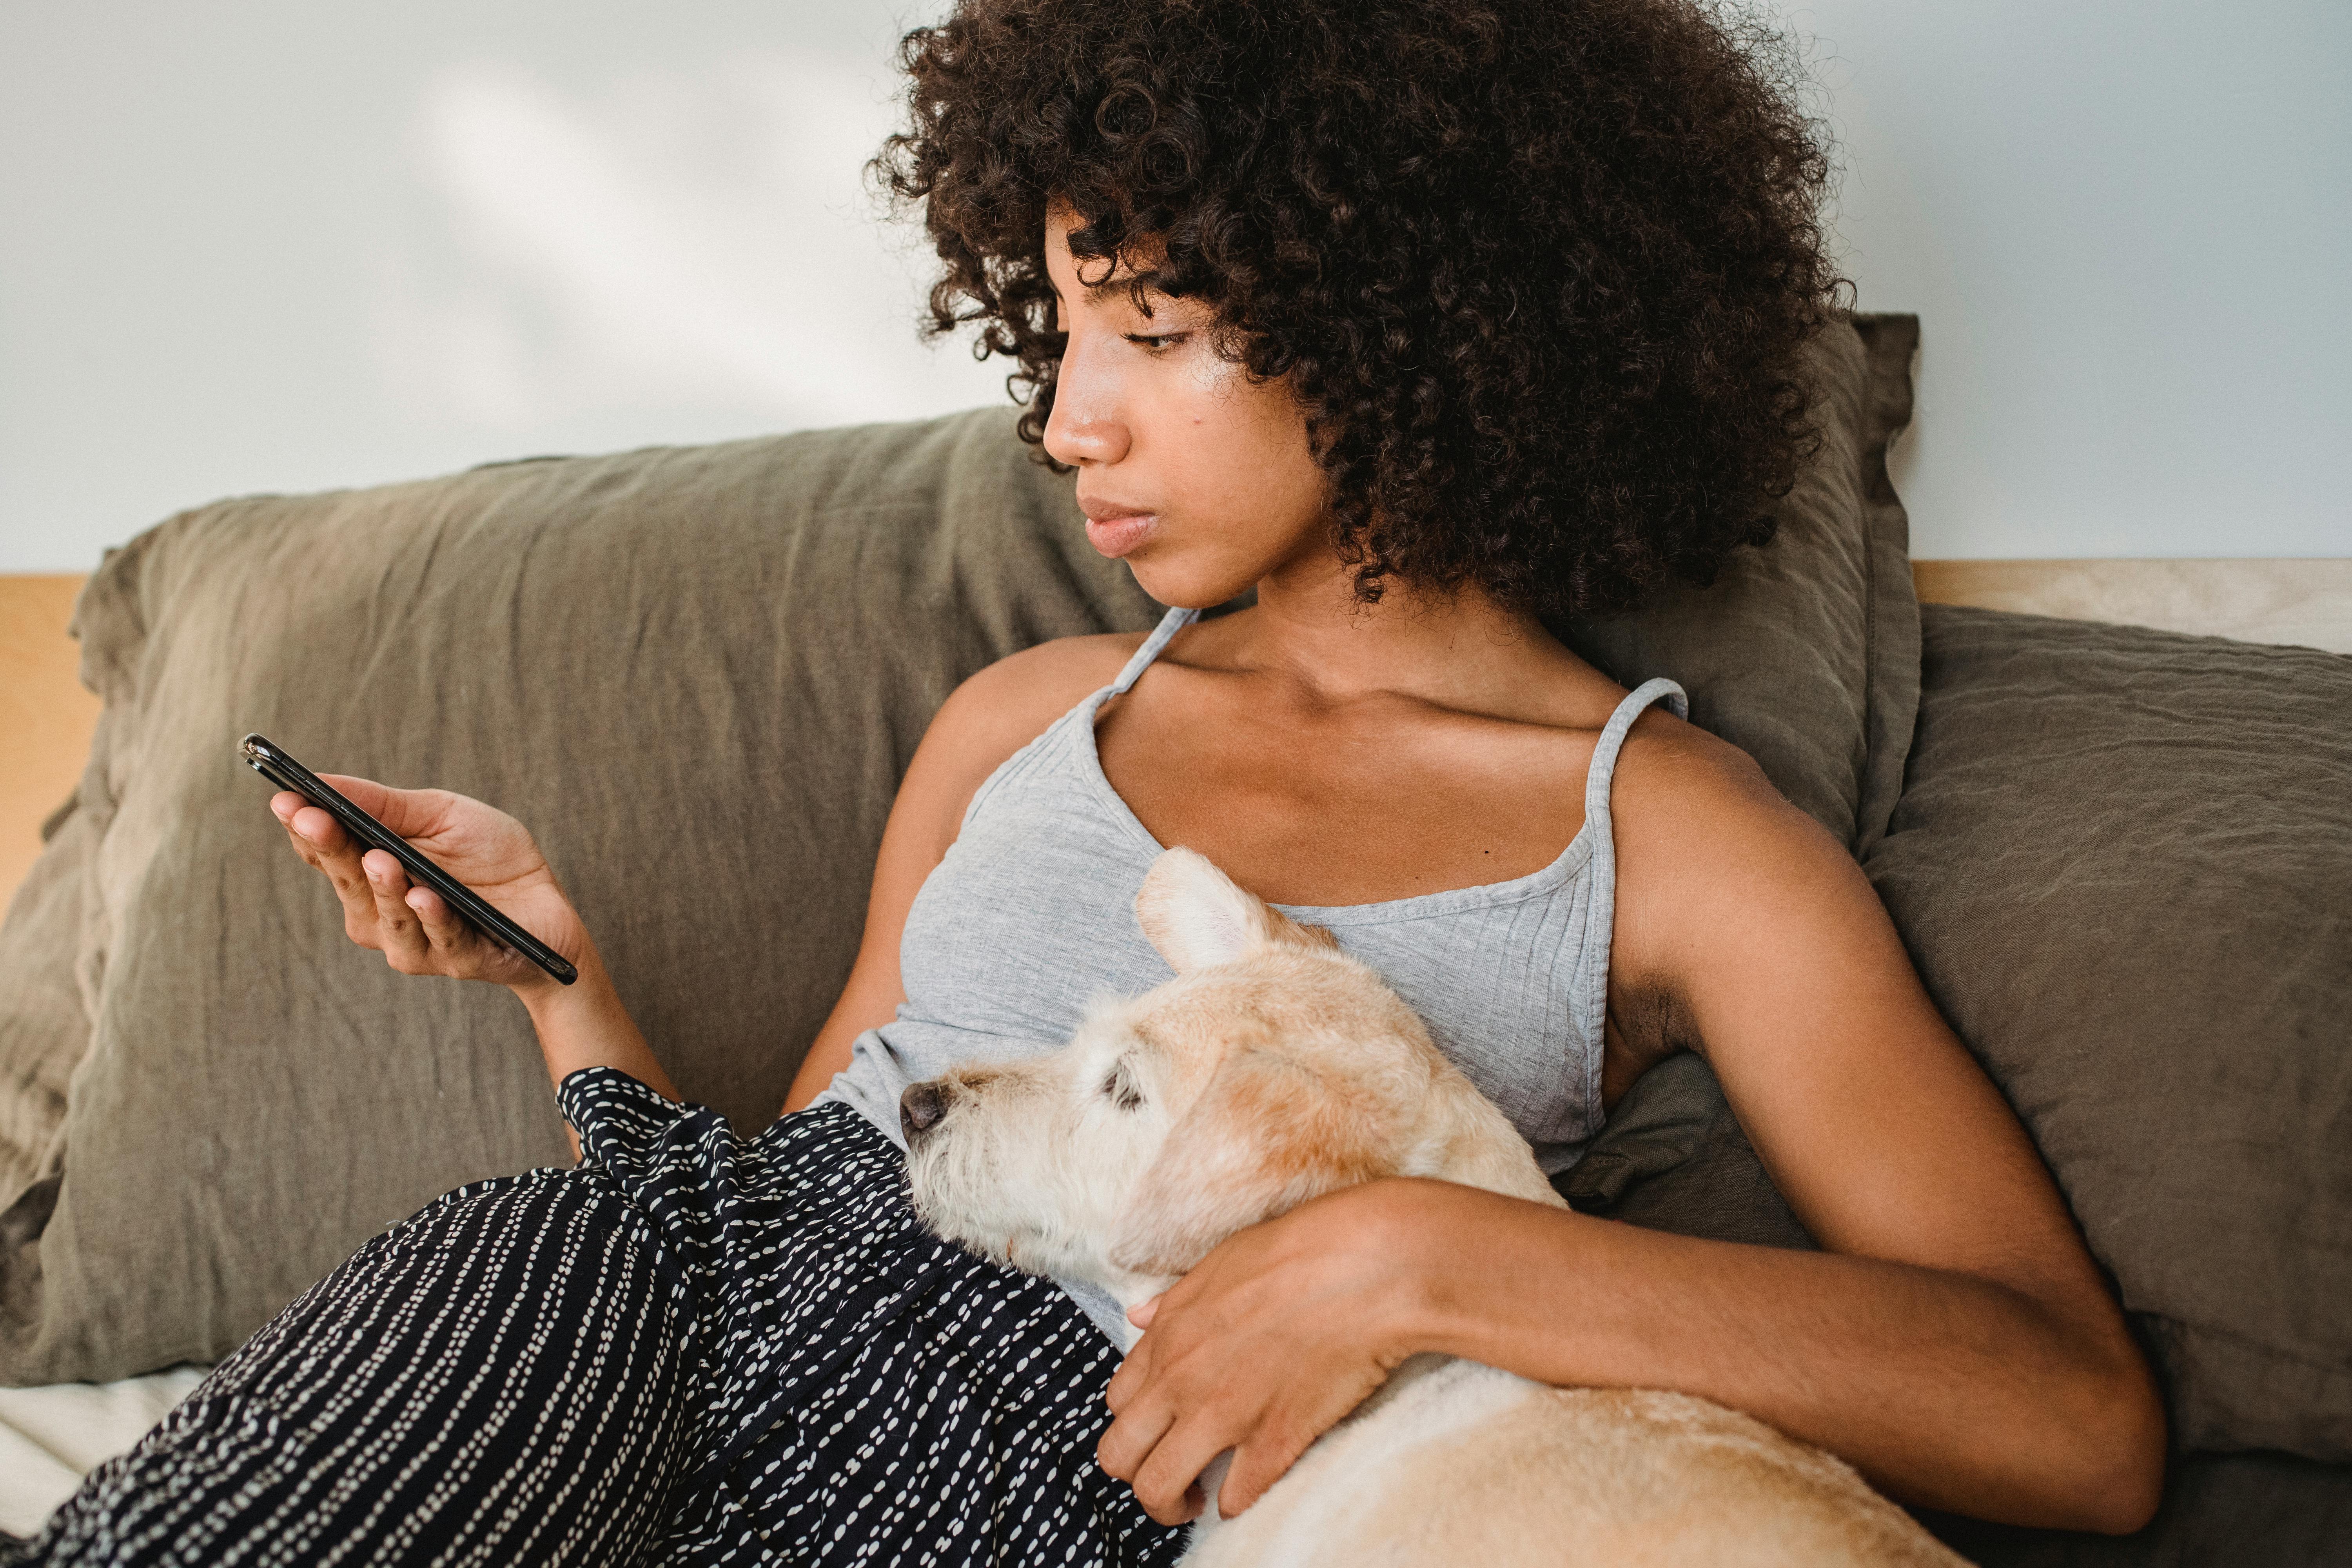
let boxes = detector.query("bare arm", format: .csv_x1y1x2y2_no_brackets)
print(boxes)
1545,729,2162,1524
1100,724,2165,1534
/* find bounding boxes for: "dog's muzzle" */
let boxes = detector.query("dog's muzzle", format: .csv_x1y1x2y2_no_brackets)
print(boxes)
900,1078,951,1145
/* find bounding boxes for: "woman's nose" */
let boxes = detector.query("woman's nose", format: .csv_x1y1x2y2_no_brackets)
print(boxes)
1042,347,1132,468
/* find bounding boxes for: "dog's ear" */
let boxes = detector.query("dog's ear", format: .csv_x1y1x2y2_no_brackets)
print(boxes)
1108,1037,1386,1276
1136,847,1336,974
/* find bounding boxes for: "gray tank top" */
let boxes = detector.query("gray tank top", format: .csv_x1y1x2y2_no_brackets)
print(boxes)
814,605,1687,1338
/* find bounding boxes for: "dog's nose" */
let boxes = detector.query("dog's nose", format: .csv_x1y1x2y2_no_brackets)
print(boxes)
900,1079,951,1143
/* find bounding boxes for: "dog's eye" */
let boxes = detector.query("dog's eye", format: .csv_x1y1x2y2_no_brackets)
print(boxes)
1099,1068,1144,1112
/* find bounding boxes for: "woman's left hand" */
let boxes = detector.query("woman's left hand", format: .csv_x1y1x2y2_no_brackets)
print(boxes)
1096,1178,1448,1525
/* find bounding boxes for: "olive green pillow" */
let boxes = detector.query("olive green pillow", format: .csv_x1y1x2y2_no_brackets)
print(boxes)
1564,312,1920,856
0,802,94,1217
1564,604,2352,1560
1575,606,2352,1465
0,412,1161,1384
0,315,1914,1385
1864,606,2352,1463
1922,1448,2352,1568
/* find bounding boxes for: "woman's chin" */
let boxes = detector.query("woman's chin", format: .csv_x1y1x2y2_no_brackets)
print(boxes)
1120,552,1259,612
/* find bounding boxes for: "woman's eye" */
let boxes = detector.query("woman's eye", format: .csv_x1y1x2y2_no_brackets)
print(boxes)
1122,332,1185,354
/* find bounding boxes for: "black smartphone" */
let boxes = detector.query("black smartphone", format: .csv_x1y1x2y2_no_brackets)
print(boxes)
240,734,578,985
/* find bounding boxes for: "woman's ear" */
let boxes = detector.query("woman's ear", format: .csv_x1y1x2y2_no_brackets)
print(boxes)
1107,1037,1384,1276
1135,847,1335,974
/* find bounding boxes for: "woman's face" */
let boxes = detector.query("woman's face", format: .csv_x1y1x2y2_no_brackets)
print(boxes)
1040,204,1331,609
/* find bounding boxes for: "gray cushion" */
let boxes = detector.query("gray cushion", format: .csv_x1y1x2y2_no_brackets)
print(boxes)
0,317,1914,1384
0,413,1161,1383
1564,312,1920,856
0,799,95,1208
1863,606,2352,1462
1579,607,2352,1461
1563,602,2352,1550
1920,1450,2352,1568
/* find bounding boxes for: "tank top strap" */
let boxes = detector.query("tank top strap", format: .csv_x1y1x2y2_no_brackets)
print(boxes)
1109,606,1201,696
1570,675,1689,1087
1584,677,1688,823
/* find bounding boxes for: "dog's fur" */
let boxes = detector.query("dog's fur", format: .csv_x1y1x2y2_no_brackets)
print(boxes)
902,847,1964,1566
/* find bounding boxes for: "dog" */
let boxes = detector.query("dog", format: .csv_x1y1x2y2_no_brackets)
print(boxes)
901,846,1965,1566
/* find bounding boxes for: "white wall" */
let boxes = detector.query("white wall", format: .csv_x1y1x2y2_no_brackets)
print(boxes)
1778,0,2350,558
0,0,989,574
2,0,2345,572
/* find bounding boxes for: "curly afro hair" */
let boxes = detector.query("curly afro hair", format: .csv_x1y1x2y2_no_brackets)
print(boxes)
878,0,1847,618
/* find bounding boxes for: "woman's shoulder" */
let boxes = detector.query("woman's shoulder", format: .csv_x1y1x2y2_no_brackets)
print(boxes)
887,631,1155,868
1604,698,1875,987
1610,702,1822,858
955,629,1150,718
1604,700,1864,944
918,630,1149,779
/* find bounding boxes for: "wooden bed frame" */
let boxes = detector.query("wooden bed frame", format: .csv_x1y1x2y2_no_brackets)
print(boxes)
5,562,2348,907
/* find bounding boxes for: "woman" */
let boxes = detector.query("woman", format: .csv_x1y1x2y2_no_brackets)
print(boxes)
14,0,2163,1562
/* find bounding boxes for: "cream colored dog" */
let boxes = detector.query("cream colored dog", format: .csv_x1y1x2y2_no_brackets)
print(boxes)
901,847,1964,1567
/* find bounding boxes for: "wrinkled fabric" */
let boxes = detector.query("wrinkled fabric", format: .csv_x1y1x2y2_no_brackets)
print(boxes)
11,1076,1180,1566
1866,606,2352,1460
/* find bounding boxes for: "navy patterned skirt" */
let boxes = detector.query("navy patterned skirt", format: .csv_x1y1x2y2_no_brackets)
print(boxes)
11,1069,1184,1566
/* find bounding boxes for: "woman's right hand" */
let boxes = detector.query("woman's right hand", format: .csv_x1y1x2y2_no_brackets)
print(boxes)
270,775,588,998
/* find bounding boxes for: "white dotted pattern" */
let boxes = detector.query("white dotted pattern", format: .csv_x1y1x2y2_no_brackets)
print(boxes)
8,1073,1181,1567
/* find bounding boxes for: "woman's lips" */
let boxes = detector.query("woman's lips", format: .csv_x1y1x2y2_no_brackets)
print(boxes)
1083,512,1157,559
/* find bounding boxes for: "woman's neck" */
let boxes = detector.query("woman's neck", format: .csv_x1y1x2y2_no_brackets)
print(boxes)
1229,546,1586,715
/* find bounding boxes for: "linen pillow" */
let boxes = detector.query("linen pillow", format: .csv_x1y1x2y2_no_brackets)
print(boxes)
0,316,1915,1384
1564,312,1920,856
1921,1448,2352,1568
0,412,1160,1384
1563,604,2352,1558
0,801,95,1209
1864,606,2352,1461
